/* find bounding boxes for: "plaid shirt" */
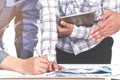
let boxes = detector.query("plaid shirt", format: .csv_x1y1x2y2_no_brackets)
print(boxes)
39,0,58,57
40,0,120,56
56,0,120,55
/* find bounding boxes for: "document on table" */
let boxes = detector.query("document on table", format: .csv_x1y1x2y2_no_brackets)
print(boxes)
0,70,47,78
0,64,120,79
46,65,112,78
0,70,24,78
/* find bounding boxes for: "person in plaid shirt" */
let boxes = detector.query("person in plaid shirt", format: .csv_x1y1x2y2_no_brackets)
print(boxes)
56,0,120,64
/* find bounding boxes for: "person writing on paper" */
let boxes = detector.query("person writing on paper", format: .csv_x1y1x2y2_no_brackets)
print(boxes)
15,0,61,70
0,52,49,74
0,0,63,75
56,0,120,64
90,11,120,41
0,49,63,75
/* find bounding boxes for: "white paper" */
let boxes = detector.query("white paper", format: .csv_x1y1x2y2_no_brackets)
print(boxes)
0,64,120,78
0,70,24,78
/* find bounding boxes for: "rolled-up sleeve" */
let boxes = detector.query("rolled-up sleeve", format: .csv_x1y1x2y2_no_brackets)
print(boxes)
0,48,9,63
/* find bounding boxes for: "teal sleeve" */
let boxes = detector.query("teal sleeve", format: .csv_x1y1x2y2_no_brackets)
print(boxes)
0,48,9,63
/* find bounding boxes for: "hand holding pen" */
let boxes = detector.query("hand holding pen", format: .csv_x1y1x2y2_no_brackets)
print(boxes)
34,47,64,72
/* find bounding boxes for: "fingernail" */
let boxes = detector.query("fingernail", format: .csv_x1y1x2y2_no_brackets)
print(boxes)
61,21,64,25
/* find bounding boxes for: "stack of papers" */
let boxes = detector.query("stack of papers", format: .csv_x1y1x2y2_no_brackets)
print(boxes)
46,66,112,77
0,64,120,79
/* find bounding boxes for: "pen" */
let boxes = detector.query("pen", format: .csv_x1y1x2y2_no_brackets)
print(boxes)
34,47,40,56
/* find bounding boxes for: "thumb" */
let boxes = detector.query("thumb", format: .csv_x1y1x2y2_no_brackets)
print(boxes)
57,25,63,30
60,21,69,28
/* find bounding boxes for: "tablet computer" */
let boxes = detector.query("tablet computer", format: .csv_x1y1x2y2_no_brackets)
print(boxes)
58,11,95,27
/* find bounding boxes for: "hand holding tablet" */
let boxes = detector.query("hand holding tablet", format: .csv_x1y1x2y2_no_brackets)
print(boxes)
57,11,95,27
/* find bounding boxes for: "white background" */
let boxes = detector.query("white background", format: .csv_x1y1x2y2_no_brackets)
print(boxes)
3,20,120,64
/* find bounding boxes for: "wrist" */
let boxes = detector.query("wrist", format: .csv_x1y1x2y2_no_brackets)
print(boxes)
70,25,78,37
43,50,56,62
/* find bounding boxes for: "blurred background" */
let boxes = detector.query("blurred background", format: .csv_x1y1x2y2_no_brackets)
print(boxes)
2,19,120,64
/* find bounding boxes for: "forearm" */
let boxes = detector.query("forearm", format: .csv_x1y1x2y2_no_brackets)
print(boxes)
0,48,24,74
0,56,24,73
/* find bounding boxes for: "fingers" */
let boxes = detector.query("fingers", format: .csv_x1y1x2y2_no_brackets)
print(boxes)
57,25,65,37
36,66,48,74
51,62,61,71
34,56,49,74
22,56,63,75
57,64,64,70
90,11,120,41
37,56,64,73
47,62,57,72
90,24,111,41
60,21,69,28
22,56,50,75
47,62,64,72
90,23,119,41
57,21,74,37
100,11,113,19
